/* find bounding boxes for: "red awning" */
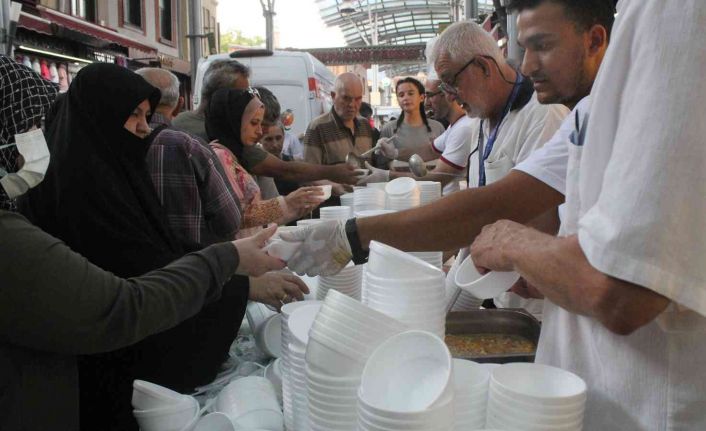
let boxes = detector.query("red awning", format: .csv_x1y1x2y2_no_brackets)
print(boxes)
35,6,157,54
18,12,52,36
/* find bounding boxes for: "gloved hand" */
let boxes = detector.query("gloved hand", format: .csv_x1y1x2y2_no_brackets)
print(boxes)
375,136,399,159
356,162,390,186
279,220,352,276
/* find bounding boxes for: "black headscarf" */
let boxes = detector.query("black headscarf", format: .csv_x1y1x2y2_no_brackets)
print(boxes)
0,55,58,210
20,63,185,275
19,64,250,431
205,88,258,160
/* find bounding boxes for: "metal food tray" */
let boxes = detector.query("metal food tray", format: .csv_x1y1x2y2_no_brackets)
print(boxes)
445,309,541,364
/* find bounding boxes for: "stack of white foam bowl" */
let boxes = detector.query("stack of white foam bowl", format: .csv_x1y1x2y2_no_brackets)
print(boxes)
132,380,200,431
366,182,388,191
357,331,455,431
280,300,322,431
409,251,444,269
486,363,587,431
385,177,421,211
340,192,355,210
354,187,386,212
316,262,363,300
319,205,352,221
214,376,283,430
453,359,490,430
264,358,284,405
417,181,442,205
286,302,323,431
306,290,407,430
363,241,447,337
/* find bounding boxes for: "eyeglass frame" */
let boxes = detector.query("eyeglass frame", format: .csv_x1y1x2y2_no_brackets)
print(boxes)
247,87,261,98
438,56,484,95
424,89,443,98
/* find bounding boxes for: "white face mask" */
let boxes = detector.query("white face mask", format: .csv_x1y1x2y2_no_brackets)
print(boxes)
0,128,50,198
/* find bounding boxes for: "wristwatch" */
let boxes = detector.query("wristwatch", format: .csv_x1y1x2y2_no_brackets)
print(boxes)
345,218,369,265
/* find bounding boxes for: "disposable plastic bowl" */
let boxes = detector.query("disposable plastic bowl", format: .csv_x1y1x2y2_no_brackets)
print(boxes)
133,396,198,431
488,384,585,415
384,177,418,196
232,408,284,430
357,386,454,427
305,363,361,385
453,359,490,393
490,363,587,405
359,330,452,412
255,313,282,358
281,300,322,320
486,403,583,430
364,270,445,288
264,358,283,398
307,380,358,402
194,412,238,431
487,392,584,425
367,241,442,278
287,302,322,346
454,255,520,299
321,290,407,330
305,331,367,376
264,239,301,262
216,377,280,418
313,184,332,201
132,380,190,411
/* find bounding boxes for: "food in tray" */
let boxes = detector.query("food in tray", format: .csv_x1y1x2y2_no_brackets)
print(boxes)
445,333,536,357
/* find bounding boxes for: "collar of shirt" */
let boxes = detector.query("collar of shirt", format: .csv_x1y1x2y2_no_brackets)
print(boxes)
330,107,363,136
149,112,172,128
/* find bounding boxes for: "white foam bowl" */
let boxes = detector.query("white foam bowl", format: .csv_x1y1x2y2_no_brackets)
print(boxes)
384,177,418,195
255,313,282,358
359,330,452,413
287,302,322,346
321,290,407,331
367,241,443,278
194,412,238,431
216,377,280,418
232,408,284,430
264,358,283,400
358,384,455,426
490,363,587,406
316,184,332,200
132,380,190,411
487,393,584,425
454,255,520,299
133,396,198,431
488,384,585,415
306,330,367,376
264,239,301,262
355,209,396,218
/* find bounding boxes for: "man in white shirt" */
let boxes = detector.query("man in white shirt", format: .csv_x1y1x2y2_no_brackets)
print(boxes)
470,0,706,429
361,78,478,195
282,1,611,281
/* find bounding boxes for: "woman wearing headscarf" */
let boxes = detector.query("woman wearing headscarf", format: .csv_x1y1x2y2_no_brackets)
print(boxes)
0,57,283,430
19,63,286,430
206,88,324,238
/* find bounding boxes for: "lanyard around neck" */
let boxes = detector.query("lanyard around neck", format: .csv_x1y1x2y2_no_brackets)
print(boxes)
476,73,524,187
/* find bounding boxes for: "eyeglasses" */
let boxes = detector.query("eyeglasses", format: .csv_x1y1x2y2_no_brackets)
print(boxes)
424,90,443,98
247,87,260,98
439,57,479,95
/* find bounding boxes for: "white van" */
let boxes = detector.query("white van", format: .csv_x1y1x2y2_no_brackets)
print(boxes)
193,49,336,137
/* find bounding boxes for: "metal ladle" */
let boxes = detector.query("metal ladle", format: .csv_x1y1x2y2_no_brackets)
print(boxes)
408,154,465,178
345,143,382,169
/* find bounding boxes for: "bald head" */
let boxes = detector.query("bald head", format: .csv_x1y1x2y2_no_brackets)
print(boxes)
332,72,364,125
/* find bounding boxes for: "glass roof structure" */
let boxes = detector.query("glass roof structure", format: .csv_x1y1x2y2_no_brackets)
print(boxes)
316,0,495,47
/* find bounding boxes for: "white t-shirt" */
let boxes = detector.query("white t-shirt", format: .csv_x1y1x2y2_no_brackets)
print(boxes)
538,1,706,429
282,131,304,160
431,115,478,194
467,91,568,315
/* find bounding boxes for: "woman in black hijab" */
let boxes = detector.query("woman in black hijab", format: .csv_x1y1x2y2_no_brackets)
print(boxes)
21,64,250,430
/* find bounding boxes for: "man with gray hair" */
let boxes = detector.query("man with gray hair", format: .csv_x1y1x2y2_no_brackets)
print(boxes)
174,59,360,187
136,67,242,245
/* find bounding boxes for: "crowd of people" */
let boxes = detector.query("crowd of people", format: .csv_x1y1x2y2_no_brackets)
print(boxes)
1,0,705,429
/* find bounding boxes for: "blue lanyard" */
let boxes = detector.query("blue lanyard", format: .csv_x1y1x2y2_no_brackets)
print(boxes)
477,73,524,187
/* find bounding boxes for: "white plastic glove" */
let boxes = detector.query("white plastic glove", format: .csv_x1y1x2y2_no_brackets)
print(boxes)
356,162,390,186
375,136,399,159
279,220,352,276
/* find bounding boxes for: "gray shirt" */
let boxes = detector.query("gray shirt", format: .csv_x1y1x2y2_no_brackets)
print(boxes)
379,119,445,167
0,211,238,430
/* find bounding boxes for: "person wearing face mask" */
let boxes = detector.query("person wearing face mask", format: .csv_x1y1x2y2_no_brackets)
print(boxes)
19,63,286,431
0,59,285,430
206,88,325,238
0,55,58,211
